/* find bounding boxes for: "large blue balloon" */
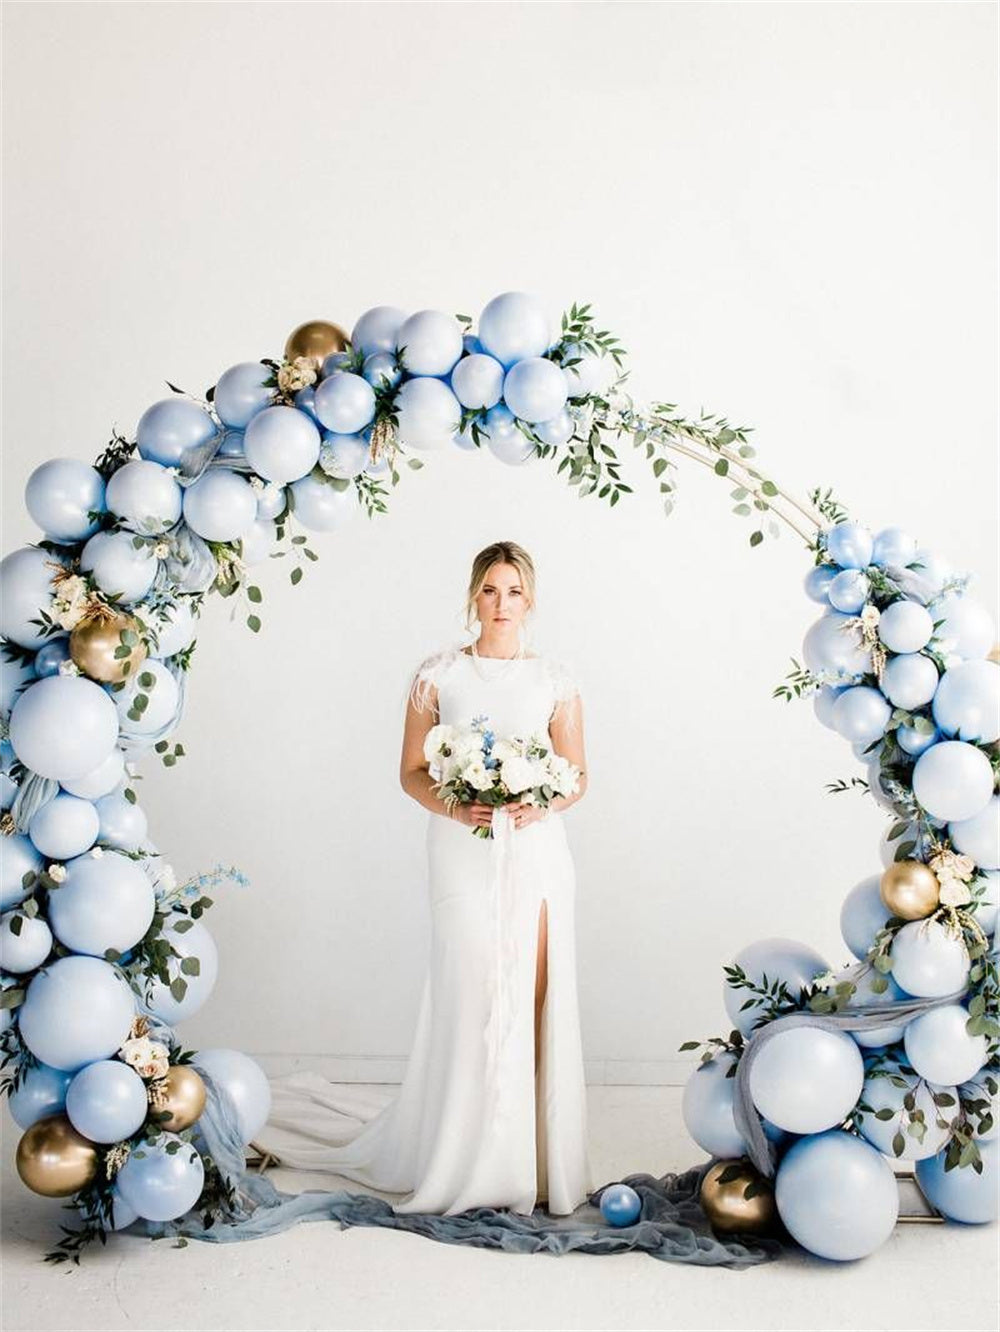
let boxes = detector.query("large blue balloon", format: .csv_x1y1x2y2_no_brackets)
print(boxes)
8,1062,73,1129
313,372,376,435
25,459,105,544
80,529,158,602
395,310,463,377
871,527,917,569
182,468,257,543
477,291,551,368
28,792,100,860
912,740,994,823
288,473,361,532
775,1131,899,1259
136,398,218,467
105,459,182,534
877,599,933,654
826,569,870,614
748,1027,863,1134
903,1004,988,1085
502,357,568,424
932,660,1000,744
915,1138,998,1223
115,1132,205,1222
9,675,119,781
451,352,504,410
0,547,64,649
243,405,320,483
65,1059,149,1143
142,915,219,1022
824,521,873,570
931,592,996,661
831,685,891,744
47,849,155,958
192,1049,271,1143
879,653,939,710
723,937,829,1035
213,361,274,429
393,377,460,450
829,962,909,1048
890,919,970,997
802,611,872,683
18,956,135,1071
351,305,407,357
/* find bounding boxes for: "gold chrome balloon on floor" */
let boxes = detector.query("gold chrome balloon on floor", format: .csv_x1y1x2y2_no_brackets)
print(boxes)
699,1160,776,1235
16,1114,98,1197
880,860,940,920
149,1065,207,1132
69,609,147,683
284,320,350,368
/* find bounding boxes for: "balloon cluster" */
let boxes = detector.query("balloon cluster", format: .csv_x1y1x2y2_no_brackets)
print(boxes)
683,521,999,1260
0,292,622,1258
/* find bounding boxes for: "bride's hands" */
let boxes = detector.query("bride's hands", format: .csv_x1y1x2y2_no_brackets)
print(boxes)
450,800,494,830
504,801,548,831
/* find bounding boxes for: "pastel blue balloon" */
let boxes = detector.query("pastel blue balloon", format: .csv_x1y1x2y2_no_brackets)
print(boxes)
0,547,65,649
313,372,376,435
80,529,157,603
18,956,135,1071
804,563,839,603
894,548,952,604
452,420,481,451
877,599,933,654
682,1052,746,1158
824,521,873,570
142,914,219,1022
32,637,71,678
598,1182,641,1227
897,721,940,756
243,405,320,484
182,468,257,542
930,592,996,661
723,937,829,1035
0,739,17,810
214,429,245,459
396,309,468,378
775,1131,898,1260
213,361,274,429
66,1059,148,1142
114,660,181,736
25,459,105,544
47,849,155,957
9,1062,73,1129
832,685,891,745
105,460,182,534
856,1061,953,1160
28,792,99,860
9,676,119,781
932,660,1000,743
136,398,218,467
949,796,999,869
0,910,53,972
238,517,279,566
912,740,994,822
321,351,354,378
827,569,870,614
477,292,551,369
890,918,970,998
351,305,408,357
115,1132,205,1222
811,682,845,728
915,1138,998,1223
865,755,902,812
192,1049,271,1143
840,874,890,960
0,977,19,1033
748,1027,863,1134
879,819,936,869
451,352,504,410
1,833,42,909
145,599,197,660
880,653,939,710
95,791,148,851
1,653,36,716
294,386,320,421
802,611,871,683
871,527,917,569
830,963,909,1047
463,333,483,355
361,351,402,390
394,377,461,450
254,481,287,521
502,357,568,424
104,1189,139,1231
483,404,536,466
533,409,574,447
904,1004,988,1085
288,473,361,532
59,745,126,800
319,432,370,480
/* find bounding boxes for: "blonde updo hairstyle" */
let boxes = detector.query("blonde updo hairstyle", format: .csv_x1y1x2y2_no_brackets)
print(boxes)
464,541,537,633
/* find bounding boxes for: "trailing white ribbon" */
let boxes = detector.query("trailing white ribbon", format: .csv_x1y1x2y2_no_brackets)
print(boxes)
483,806,521,1128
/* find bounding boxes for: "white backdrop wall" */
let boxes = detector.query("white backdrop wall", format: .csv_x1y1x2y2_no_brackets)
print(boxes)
3,3,996,1084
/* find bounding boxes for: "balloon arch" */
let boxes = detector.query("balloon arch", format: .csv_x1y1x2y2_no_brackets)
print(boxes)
0,293,996,1264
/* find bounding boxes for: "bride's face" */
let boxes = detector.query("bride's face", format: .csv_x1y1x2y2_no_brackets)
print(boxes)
475,562,530,630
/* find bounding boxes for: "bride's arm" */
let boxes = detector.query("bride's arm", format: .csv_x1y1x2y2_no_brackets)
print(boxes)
545,693,588,814
398,690,491,828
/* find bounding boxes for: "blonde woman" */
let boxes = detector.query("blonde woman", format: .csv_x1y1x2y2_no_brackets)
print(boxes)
255,541,593,1217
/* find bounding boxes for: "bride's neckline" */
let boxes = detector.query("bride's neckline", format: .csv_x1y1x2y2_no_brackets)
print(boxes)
459,647,540,661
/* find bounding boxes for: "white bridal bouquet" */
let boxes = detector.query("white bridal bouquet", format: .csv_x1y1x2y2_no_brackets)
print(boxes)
424,715,582,838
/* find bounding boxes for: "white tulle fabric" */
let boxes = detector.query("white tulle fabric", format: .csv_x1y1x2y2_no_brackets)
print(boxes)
253,645,594,1216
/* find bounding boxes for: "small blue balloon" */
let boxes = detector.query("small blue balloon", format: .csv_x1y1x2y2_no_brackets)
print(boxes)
105,459,183,534
351,305,407,357
871,527,917,569
28,792,99,860
812,684,847,730
362,351,402,390
294,386,319,422
598,1182,641,1227
840,874,889,960
8,1062,73,1129
136,398,218,467
804,563,839,603
533,409,574,447
66,1059,149,1143
915,1139,997,1223
313,372,376,435
451,352,505,410
478,292,551,368
214,429,245,459
502,357,568,424
25,459,106,544
832,685,891,745
897,721,940,756
824,521,874,570
213,361,274,429
33,636,72,678
827,569,870,614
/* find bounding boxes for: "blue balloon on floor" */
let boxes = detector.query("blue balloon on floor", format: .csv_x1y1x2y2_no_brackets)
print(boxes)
599,1182,641,1227
915,1139,998,1224
775,1130,899,1259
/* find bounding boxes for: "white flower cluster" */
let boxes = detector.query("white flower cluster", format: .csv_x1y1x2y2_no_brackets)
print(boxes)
423,721,580,812
118,1034,170,1080
50,574,90,630
277,356,317,395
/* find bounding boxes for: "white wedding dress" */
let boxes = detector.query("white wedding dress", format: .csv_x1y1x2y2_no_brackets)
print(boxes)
252,644,595,1216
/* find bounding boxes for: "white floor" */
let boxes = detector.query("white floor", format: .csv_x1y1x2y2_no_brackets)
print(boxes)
1,1086,996,1332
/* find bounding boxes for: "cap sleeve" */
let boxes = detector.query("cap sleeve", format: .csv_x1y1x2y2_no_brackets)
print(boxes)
546,655,582,733
406,646,460,715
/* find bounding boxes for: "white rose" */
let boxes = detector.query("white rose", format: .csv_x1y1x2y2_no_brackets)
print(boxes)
491,739,518,764
119,1037,170,1080
47,863,67,883
463,759,496,791
500,755,536,795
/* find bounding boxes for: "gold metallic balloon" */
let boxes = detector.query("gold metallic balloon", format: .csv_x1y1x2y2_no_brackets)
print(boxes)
988,642,1000,665
69,611,147,683
284,320,350,368
699,1160,776,1235
16,1114,98,1197
881,860,940,920
151,1065,207,1133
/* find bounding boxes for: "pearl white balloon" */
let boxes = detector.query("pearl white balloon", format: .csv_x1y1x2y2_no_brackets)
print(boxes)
877,600,934,654
18,956,135,1071
932,660,1000,743
105,460,182,534
80,530,158,603
288,474,361,532
114,660,180,735
59,746,126,800
0,834,42,910
451,352,505,410
748,1027,864,1134
0,547,64,649
0,911,53,972
47,849,155,957
890,919,970,997
351,305,408,357
912,740,994,823
477,292,551,368
28,793,99,860
9,676,119,781
932,592,996,660
394,376,462,450
395,310,464,377
904,1004,988,1085
25,459,106,544
949,796,1000,870
312,372,376,435
243,405,321,483
144,599,197,659
182,469,257,543
879,653,940,710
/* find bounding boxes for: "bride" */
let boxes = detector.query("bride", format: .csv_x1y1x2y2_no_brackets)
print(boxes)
253,540,595,1216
